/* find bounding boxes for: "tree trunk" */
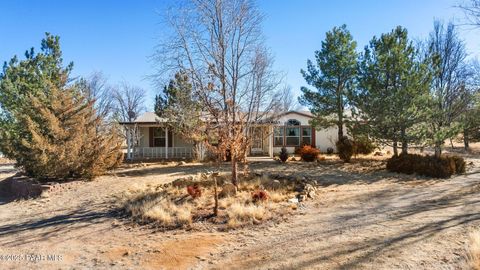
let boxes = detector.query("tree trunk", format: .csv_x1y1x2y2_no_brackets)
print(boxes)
393,141,398,157
450,138,454,149
434,141,442,158
213,175,218,216
337,120,344,141
400,128,408,155
231,156,238,187
464,128,470,150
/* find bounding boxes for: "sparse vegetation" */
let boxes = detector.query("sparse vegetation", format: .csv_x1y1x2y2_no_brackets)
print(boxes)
119,174,297,230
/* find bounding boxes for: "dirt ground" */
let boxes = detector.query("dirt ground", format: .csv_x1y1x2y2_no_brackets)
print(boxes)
0,145,479,269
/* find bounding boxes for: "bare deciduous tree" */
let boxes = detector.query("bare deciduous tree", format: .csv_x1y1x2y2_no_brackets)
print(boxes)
83,71,115,121
279,85,300,112
459,0,480,27
154,0,283,186
427,21,471,157
113,82,146,122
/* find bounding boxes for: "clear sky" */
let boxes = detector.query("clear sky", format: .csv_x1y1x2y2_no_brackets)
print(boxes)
1,0,479,110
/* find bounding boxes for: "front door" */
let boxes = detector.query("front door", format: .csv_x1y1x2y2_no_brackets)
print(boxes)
251,127,263,155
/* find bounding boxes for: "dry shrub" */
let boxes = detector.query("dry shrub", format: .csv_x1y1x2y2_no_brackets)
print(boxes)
3,86,123,181
386,153,465,178
226,202,268,228
336,136,354,162
468,230,480,270
298,145,320,162
252,190,269,202
186,184,202,199
122,190,192,228
326,147,334,155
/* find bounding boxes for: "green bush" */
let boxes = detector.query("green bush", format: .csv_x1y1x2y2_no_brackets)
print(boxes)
353,136,376,155
298,145,320,162
336,136,354,163
386,153,466,178
279,147,289,163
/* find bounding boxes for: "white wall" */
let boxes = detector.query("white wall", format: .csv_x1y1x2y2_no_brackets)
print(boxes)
272,112,344,154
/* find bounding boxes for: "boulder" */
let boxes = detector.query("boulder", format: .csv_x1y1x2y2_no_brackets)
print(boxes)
219,183,237,198
265,180,281,190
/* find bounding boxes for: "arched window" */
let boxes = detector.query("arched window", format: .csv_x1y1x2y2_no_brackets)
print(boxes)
286,119,300,126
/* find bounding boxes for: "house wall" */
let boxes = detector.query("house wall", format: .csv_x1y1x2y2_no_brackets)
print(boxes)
271,112,344,155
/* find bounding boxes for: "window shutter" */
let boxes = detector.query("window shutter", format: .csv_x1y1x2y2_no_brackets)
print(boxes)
149,127,154,147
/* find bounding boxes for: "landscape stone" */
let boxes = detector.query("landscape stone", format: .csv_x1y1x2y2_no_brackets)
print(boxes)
219,183,237,197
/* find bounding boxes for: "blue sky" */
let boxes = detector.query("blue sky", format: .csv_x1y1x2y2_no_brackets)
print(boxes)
1,0,479,110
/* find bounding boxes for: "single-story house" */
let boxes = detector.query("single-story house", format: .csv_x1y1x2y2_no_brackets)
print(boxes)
120,111,341,160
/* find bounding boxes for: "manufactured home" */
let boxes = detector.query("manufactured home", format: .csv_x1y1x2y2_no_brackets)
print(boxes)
120,111,341,160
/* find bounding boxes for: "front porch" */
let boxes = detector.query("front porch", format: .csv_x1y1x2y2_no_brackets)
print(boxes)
131,147,193,159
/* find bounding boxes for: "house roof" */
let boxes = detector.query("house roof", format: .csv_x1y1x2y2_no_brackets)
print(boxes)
118,112,168,125
119,110,317,125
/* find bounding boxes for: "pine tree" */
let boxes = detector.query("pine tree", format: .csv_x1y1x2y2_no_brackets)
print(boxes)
154,71,206,160
299,24,358,141
354,26,431,155
0,33,123,180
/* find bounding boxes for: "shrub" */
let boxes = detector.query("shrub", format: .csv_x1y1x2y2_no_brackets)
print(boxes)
298,145,320,162
386,153,465,178
252,190,269,202
336,136,354,162
451,155,466,174
353,136,376,155
186,184,202,199
279,147,289,163
326,147,334,155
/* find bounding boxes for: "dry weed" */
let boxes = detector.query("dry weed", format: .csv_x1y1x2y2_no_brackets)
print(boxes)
468,230,480,270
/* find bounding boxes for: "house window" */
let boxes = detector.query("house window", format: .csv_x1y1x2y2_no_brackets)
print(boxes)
274,127,284,146
153,128,166,147
285,119,301,146
302,127,312,146
285,127,300,146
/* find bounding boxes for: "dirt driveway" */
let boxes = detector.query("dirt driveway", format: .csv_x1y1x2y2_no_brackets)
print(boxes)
0,154,479,269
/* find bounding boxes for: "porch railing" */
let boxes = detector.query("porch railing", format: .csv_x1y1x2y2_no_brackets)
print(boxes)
132,147,193,159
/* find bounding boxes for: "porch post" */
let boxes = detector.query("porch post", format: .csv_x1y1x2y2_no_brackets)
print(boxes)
268,125,274,158
165,127,168,159
126,127,131,160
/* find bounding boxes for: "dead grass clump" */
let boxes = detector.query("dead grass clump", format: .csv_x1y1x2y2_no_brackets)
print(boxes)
468,230,480,270
122,190,192,228
226,202,268,228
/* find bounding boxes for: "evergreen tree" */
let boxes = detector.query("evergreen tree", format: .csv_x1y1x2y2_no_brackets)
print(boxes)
154,71,206,159
299,25,357,140
0,33,123,180
354,26,431,156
